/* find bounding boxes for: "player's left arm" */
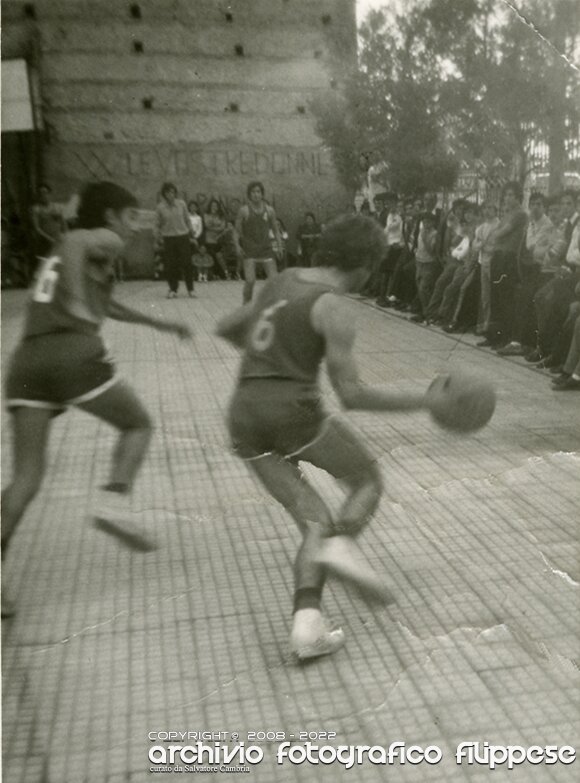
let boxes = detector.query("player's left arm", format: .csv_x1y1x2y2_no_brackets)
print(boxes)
215,302,255,348
106,299,192,338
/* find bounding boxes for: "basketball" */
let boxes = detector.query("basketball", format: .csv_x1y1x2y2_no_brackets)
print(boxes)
427,371,496,433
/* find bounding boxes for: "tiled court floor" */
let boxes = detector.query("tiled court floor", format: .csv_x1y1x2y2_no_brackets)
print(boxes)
2,280,579,783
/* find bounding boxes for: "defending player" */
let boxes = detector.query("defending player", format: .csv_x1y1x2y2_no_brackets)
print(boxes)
216,214,442,660
234,181,282,304
2,182,191,618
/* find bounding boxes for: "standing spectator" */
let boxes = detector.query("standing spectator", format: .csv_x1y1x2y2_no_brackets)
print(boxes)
187,200,204,248
411,213,439,322
497,192,555,356
296,212,322,267
155,182,195,298
203,199,228,280
479,182,528,348
437,203,479,329
234,181,282,303
366,150,389,213
271,218,289,271
472,202,500,336
377,198,404,307
31,184,66,279
425,200,466,323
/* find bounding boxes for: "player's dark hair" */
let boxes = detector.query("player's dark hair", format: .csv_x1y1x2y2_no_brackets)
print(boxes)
161,182,178,199
76,182,138,229
315,214,387,271
246,180,265,198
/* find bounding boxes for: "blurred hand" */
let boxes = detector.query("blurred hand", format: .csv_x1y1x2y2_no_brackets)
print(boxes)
161,320,193,340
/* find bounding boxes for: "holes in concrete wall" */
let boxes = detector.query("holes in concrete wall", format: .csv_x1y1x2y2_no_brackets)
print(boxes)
23,3,36,19
321,14,332,25
142,97,153,110
225,12,233,22
297,105,306,114
226,103,240,113
129,3,142,19
329,78,338,89
234,44,245,56
133,40,144,53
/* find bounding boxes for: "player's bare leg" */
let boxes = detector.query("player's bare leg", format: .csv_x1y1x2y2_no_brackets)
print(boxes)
263,258,278,280
77,381,155,551
248,453,345,660
242,258,257,304
2,407,53,618
298,418,393,603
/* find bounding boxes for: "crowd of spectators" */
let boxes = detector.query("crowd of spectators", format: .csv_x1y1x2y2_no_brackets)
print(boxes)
359,184,580,392
5,178,579,390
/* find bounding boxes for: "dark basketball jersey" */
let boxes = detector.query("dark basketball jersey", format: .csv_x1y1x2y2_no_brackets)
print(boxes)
239,269,334,384
24,229,122,338
239,204,275,258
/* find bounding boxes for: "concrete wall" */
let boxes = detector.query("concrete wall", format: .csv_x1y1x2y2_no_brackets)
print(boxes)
2,0,357,240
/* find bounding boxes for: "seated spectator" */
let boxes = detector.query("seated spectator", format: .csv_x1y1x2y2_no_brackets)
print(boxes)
497,192,555,356
528,189,580,366
478,182,528,348
552,297,580,391
193,243,214,282
411,213,439,322
296,212,322,267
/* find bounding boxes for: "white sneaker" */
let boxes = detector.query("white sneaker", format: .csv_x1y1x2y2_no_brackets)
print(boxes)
93,489,157,552
315,536,394,604
291,623,345,661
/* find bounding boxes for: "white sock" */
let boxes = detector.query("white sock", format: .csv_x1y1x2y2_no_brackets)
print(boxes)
291,608,324,641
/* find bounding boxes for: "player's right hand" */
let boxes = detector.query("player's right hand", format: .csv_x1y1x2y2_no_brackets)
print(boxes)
162,321,193,340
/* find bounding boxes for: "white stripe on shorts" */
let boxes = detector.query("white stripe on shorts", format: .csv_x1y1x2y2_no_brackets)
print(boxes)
67,375,120,405
5,398,66,411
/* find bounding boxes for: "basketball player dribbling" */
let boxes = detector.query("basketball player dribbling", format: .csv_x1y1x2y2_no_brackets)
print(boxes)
234,181,282,304
217,214,445,660
2,182,192,618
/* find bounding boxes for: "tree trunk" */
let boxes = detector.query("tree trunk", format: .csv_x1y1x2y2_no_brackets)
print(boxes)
548,1,570,194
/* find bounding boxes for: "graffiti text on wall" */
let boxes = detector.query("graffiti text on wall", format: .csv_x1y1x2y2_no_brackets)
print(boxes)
125,149,330,179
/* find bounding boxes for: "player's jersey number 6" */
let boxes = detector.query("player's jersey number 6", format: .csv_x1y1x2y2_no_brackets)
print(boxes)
250,300,288,351
32,256,61,303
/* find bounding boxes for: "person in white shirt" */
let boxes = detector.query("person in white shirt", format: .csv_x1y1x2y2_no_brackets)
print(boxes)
472,202,499,334
376,197,404,307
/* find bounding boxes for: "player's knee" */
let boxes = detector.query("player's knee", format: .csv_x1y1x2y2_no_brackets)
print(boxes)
123,406,153,433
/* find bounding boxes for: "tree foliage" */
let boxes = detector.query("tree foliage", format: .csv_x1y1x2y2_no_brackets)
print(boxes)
311,0,580,195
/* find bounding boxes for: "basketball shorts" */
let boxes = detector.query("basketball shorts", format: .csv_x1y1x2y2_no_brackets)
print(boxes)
228,378,329,460
5,332,117,412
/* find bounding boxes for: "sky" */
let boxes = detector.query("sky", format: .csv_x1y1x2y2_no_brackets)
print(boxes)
356,0,403,25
